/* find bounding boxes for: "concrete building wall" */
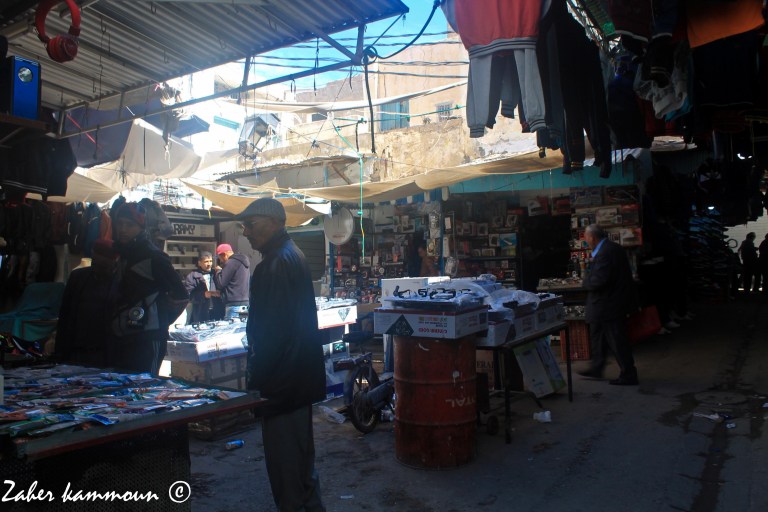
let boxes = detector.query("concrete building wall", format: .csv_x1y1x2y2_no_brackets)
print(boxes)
239,35,539,184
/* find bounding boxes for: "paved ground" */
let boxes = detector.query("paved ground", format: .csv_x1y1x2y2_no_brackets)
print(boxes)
189,295,768,512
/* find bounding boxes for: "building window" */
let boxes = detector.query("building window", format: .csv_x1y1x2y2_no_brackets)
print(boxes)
379,100,410,132
311,112,326,122
436,102,453,121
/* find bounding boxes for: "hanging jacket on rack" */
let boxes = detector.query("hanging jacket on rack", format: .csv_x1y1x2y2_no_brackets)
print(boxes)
537,1,613,176
0,137,77,197
67,202,86,255
82,202,102,257
29,200,52,250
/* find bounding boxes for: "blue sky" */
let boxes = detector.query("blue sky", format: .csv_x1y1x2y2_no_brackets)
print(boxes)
246,1,449,90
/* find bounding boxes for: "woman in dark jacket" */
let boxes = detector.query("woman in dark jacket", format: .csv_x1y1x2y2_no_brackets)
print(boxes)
109,202,188,375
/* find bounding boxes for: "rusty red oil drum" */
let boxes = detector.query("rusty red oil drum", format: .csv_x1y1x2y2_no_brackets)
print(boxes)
394,334,476,469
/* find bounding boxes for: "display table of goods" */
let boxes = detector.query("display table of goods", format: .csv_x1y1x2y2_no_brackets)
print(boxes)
1,364,263,457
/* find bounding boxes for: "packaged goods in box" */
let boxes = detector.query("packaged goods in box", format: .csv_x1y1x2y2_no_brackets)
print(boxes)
374,306,488,340
323,340,350,399
317,305,357,329
512,338,565,398
513,311,536,339
476,320,512,347
171,354,247,390
167,322,248,363
535,297,565,330
559,319,591,361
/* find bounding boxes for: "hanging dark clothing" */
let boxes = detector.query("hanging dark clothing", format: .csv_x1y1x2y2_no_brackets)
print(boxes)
537,2,613,176
0,137,77,196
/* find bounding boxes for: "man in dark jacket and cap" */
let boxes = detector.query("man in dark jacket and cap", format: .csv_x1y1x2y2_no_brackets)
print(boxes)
238,197,326,512
109,202,189,375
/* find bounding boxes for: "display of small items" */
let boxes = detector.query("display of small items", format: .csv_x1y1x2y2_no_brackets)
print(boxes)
568,185,643,273
0,365,247,441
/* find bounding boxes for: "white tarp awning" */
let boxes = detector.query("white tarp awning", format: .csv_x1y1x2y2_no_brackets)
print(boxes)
79,119,202,192
294,147,566,203
183,146,567,208
182,179,329,227
28,172,119,204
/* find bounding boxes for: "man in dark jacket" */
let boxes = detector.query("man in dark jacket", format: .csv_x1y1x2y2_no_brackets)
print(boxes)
109,202,189,375
760,233,768,297
214,243,250,319
56,239,119,366
238,197,326,512
739,232,760,293
579,224,640,385
184,251,223,324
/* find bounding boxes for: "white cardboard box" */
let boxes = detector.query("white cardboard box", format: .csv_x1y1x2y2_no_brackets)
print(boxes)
475,320,512,347
512,338,565,398
374,306,488,340
171,354,247,390
513,312,536,339
535,299,565,330
317,305,358,330
166,332,248,363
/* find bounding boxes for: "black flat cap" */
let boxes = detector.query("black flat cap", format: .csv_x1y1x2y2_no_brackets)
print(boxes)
235,197,286,222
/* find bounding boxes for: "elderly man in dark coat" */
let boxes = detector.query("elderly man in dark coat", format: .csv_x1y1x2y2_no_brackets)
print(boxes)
238,197,326,512
578,224,639,385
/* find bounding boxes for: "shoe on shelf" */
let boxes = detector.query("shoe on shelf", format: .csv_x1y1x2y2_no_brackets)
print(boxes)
664,320,681,329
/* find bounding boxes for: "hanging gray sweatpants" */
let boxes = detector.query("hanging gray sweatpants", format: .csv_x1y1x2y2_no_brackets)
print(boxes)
466,48,546,137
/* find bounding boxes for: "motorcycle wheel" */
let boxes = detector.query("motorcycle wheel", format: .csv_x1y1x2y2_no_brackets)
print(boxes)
349,364,380,434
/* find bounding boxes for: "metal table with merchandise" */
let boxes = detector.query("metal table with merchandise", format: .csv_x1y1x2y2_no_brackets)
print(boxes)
477,322,571,444
0,364,265,512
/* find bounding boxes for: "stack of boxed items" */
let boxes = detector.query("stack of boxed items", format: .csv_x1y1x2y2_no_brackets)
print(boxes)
167,321,249,390
315,297,358,399
374,280,489,340
473,289,564,347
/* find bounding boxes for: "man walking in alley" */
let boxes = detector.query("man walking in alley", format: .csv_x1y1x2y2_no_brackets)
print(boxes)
578,224,640,385
238,197,326,512
739,232,760,293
